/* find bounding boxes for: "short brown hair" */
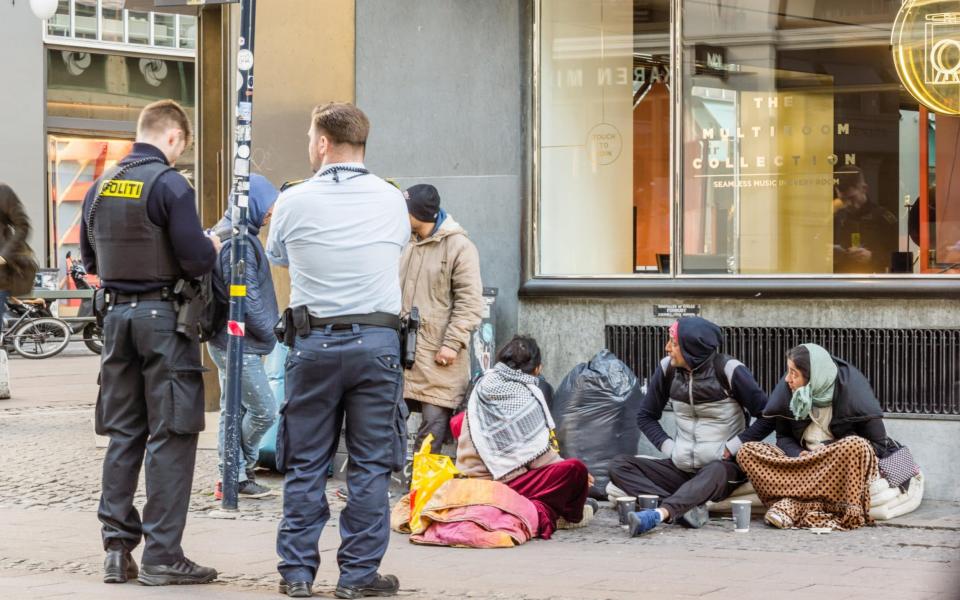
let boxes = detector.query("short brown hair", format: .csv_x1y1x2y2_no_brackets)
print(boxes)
310,102,369,147
138,99,193,146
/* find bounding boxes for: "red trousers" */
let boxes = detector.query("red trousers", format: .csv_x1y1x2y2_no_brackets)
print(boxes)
506,459,589,539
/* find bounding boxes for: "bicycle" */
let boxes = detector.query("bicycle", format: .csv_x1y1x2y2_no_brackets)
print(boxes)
65,251,103,354
1,297,72,359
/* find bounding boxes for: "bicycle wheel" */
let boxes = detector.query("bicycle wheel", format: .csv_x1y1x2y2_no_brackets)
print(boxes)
82,322,103,355
12,317,72,359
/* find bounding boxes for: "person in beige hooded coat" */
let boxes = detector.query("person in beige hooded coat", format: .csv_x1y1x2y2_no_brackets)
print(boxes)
400,184,484,454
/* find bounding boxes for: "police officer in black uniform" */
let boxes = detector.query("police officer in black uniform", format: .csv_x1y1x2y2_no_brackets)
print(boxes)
80,100,220,586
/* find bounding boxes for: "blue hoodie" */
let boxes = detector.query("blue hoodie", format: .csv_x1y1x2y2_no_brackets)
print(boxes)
210,174,280,355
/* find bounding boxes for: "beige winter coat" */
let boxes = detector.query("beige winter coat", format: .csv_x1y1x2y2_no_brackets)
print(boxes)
400,216,484,409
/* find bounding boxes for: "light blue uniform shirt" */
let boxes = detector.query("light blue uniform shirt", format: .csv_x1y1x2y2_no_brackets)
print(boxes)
266,163,410,318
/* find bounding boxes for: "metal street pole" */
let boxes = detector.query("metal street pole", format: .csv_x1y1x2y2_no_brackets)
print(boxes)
222,0,257,510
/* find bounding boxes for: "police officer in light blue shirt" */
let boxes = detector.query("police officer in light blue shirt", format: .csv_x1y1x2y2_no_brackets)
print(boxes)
266,103,409,600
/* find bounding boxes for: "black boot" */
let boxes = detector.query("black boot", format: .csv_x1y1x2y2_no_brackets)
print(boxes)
279,579,313,597
138,557,218,586
103,548,138,584
335,573,400,599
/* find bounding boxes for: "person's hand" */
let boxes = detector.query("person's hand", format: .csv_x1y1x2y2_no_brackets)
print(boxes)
435,346,458,367
799,450,811,457
722,447,733,461
587,473,595,487
847,246,872,263
206,231,223,253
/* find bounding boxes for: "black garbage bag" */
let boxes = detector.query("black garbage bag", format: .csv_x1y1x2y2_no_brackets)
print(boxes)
552,350,642,496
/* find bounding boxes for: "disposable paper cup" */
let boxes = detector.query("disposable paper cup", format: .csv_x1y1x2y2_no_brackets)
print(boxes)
616,496,637,525
637,494,659,510
731,499,752,532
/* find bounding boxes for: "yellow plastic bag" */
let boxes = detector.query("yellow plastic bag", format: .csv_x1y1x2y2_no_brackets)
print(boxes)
408,434,459,533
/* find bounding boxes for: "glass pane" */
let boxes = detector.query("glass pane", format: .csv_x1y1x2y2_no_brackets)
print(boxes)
46,0,71,37
154,13,176,48
127,11,150,45
101,1,125,43
47,135,132,275
74,1,97,40
47,48,196,125
679,0,955,276
539,0,671,276
179,15,197,49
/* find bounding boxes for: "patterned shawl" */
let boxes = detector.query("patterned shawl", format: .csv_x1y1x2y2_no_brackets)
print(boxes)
466,363,555,481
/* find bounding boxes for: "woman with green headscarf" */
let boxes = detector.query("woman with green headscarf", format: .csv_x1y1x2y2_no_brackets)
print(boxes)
737,344,897,531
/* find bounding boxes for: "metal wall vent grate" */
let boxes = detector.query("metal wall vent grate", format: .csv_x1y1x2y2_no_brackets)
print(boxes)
605,325,960,416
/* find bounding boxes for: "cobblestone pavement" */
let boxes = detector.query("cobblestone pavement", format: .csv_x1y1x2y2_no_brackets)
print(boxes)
1,355,958,599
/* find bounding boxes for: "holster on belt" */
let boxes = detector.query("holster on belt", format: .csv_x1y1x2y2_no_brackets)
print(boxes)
275,306,311,347
92,288,109,328
173,279,201,340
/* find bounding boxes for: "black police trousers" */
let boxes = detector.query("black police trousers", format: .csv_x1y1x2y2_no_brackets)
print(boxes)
95,300,206,565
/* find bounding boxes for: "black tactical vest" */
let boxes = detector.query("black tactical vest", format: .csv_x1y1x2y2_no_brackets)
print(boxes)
90,161,181,284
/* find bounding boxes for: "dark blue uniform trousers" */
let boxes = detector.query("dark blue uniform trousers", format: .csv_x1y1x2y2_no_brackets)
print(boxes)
276,325,406,587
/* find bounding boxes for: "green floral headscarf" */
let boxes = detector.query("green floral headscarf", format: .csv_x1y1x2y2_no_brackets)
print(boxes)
789,343,838,420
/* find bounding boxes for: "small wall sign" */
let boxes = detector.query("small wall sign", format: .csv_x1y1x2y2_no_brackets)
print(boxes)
653,304,701,318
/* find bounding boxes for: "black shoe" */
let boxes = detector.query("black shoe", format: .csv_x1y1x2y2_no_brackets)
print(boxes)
239,479,274,498
138,557,218,586
335,573,400,599
279,579,313,597
103,548,138,584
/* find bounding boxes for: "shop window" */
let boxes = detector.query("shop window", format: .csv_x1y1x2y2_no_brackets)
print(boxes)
535,0,959,279
538,0,672,276
679,0,958,276
47,48,195,124
46,47,196,277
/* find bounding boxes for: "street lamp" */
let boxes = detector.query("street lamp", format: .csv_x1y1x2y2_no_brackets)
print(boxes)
29,0,59,20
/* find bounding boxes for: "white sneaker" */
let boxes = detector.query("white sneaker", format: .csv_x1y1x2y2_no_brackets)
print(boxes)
557,498,598,530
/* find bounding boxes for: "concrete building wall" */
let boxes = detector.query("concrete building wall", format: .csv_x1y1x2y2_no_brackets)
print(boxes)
0,4,47,263
520,297,960,500
355,0,525,344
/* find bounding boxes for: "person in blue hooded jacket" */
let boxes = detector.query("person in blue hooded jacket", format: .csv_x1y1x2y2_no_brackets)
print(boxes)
610,316,774,536
207,173,280,500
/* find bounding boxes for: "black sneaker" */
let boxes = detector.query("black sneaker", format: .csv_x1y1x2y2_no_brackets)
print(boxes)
239,479,273,498
138,557,218,586
279,579,313,597
335,573,400,599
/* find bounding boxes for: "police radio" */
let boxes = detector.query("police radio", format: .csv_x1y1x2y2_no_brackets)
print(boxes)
401,307,420,370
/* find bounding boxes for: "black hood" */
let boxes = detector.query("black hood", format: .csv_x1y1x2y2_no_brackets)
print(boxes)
677,317,723,369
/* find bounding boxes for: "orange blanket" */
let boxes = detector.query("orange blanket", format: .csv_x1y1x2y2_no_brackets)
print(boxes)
391,478,538,548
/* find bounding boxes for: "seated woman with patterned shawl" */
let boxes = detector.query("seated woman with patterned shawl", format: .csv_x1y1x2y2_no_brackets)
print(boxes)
454,335,596,539
737,343,898,531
